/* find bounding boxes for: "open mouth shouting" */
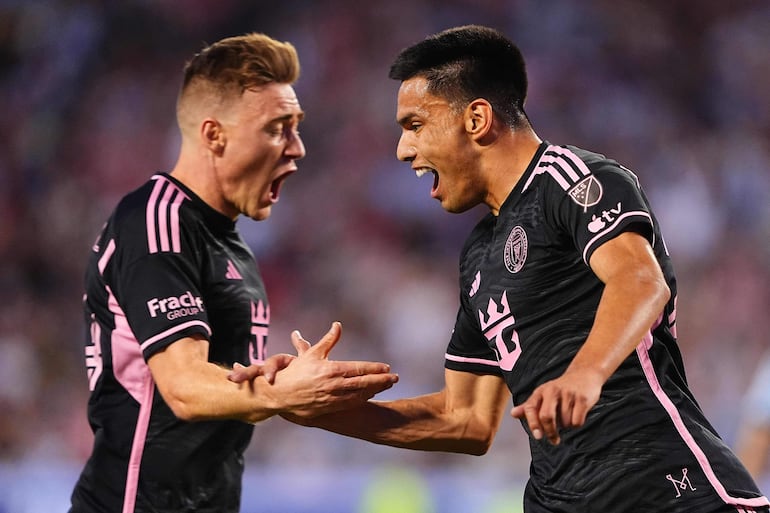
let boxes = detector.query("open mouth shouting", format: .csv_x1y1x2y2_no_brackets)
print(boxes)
415,167,439,197
269,169,295,203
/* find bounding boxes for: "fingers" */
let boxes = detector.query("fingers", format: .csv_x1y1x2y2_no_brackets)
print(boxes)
290,330,312,355
511,394,547,442
228,355,296,384
304,321,342,358
261,354,296,384
332,360,393,378
341,372,399,394
228,362,263,383
540,392,561,444
293,373,400,418
510,388,573,445
328,376,398,404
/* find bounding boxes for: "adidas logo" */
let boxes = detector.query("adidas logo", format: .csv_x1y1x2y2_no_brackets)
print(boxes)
226,260,243,280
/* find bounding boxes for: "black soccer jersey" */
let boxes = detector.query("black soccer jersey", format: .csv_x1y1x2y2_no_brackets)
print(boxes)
446,143,769,512
70,173,269,513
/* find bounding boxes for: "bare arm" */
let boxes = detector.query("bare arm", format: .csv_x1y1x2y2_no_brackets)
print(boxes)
147,322,399,424
511,231,670,444
285,368,511,456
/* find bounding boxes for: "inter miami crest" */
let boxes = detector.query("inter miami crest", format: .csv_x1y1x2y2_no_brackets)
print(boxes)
504,225,528,274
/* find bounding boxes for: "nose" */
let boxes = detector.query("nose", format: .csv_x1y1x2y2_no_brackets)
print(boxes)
395,131,416,162
286,129,306,160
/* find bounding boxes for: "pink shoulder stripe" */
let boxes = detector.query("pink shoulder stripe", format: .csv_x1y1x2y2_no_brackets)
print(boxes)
146,175,189,254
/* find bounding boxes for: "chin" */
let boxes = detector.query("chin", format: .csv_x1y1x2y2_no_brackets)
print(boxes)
249,206,273,221
440,198,475,214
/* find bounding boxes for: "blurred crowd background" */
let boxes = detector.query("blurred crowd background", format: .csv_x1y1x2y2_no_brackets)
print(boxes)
1,0,769,511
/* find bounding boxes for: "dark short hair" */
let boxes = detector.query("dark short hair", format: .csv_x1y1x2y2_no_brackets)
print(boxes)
389,25,528,128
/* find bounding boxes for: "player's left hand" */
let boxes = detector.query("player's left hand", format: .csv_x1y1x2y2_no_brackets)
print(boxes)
510,368,603,445
229,353,296,385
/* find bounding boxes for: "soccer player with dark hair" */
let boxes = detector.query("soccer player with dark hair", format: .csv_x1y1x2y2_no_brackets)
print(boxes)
69,33,398,513
233,25,768,513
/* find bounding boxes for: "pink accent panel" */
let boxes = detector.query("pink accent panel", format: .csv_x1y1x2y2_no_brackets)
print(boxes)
139,320,211,352
582,210,653,264
636,332,770,508
122,375,154,513
445,353,500,367
105,286,156,511
106,286,152,404
146,179,164,254
98,238,116,275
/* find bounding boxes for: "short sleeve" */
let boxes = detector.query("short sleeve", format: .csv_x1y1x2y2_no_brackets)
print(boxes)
113,250,212,360
445,299,502,376
547,148,655,265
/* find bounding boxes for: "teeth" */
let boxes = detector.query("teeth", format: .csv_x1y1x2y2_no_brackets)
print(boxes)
415,168,431,178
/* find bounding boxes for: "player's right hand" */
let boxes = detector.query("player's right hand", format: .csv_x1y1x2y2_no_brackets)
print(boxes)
229,322,399,417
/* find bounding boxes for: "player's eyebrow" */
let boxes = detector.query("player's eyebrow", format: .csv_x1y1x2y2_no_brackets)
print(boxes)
396,112,415,127
271,111,305,124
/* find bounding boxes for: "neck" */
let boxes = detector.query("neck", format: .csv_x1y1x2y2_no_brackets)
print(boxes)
169,150,236,219
484,126,542,215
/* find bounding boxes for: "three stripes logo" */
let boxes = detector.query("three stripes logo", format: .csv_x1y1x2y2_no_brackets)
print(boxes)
226,260,243,280
523,145,603,212
146,176,189,254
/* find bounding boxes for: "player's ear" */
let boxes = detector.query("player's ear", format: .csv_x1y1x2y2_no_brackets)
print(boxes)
464,99,494,140
202,119,226,155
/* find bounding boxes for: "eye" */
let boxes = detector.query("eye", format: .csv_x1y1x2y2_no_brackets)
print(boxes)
267,123,290,138
403,122,422,134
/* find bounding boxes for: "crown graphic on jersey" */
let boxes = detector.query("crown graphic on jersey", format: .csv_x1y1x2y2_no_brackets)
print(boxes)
479,291,512,331
225,260,243,280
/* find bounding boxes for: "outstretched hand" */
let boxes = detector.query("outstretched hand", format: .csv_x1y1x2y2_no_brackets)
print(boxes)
228,322,398,418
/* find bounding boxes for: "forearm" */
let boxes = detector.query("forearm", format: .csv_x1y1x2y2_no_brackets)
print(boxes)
161,359,282,423
568,265,670,382
290,371,510,456
289,392,490,455
149,331,398,424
